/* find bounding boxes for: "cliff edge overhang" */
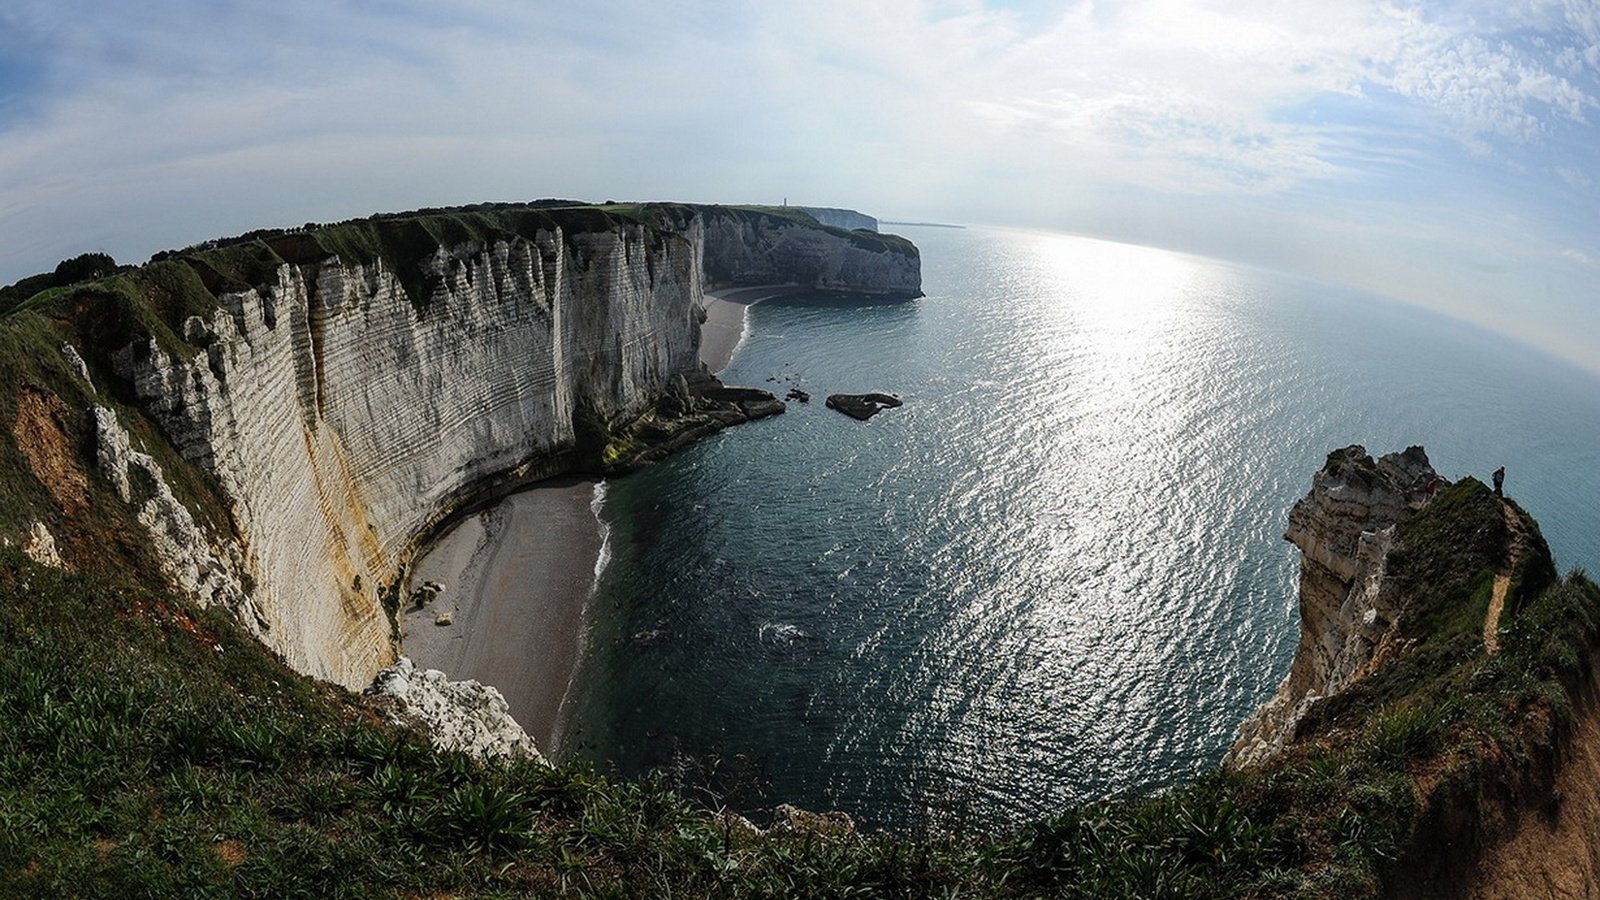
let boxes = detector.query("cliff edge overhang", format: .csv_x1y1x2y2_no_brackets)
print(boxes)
1224,444,1600,896
1231,445,1441,765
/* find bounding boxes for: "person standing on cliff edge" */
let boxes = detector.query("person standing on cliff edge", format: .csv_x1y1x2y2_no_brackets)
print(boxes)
1493,466,1505,497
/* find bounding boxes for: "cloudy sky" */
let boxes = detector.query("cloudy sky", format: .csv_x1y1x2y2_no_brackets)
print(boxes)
1,1,1596,370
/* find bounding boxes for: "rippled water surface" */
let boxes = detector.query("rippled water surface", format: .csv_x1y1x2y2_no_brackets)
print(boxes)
563,226,1600,828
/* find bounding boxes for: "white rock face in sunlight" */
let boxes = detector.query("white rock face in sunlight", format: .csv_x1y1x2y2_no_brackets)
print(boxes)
112,221,704,688
99,206,920,692
365,657,545,762
1228,445,1436,766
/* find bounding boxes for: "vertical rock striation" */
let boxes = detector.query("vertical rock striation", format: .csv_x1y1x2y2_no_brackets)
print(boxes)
73,204,921,691
1230,445,1437,765
110,223,703,687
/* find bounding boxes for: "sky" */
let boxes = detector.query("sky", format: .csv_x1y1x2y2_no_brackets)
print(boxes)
0,0,1596,371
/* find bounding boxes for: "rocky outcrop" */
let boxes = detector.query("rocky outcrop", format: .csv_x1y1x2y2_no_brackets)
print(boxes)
825,392,903,421
702,208,920,298
364,657,543,762
599,377,785,473
91,404,259,625
1230,445,1438,765
22,522,63,568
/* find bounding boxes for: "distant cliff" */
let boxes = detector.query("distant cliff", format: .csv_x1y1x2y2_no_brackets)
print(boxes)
0,201,922,689
700,206,920,297
790,206,879,232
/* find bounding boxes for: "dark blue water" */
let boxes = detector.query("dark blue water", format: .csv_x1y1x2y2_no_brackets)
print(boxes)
562,225,1600,828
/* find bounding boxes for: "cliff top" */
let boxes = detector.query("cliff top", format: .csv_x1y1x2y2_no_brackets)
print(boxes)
0,200,917,345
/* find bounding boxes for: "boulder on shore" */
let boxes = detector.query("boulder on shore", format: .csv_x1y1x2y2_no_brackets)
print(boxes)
364,657,544,763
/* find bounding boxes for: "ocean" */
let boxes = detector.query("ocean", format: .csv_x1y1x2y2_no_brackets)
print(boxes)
561,225,1600,829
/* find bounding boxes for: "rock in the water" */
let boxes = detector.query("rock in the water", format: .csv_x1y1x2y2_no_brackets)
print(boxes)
364,657,544,763
785,388,811,403
826,392,902,421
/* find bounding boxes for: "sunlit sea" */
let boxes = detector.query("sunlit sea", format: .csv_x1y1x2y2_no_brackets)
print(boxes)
562,225,1600,828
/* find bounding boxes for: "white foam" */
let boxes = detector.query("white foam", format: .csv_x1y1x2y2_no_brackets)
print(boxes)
589,479,612,590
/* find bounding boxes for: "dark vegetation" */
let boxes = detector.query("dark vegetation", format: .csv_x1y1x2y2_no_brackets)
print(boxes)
1,474,1596,897
0,253,122,316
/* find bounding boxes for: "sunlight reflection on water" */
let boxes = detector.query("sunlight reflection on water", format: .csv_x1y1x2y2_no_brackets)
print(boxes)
563,225,1600,828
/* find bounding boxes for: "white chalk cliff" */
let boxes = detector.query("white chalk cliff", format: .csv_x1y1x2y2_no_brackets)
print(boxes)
85,205,918,691
1229,445,1437,765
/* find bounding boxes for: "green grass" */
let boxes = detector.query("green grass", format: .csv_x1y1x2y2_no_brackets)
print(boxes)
0,207,1588,897
1,515,1596,897
0,548,1012,897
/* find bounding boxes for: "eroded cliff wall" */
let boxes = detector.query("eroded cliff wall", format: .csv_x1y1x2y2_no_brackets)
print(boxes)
1,203,921,691
1230,446,1437,765
110,222,705,686
702,208,920,297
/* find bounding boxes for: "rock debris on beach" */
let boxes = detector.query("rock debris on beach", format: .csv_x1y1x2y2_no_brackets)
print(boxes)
364,657,545,763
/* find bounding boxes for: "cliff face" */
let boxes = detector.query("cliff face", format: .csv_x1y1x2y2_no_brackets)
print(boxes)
110,223,703,686
1231,446,1437,764
1,203,921,691
790,206,879,232
1223,446,1599,895
702,207,921,297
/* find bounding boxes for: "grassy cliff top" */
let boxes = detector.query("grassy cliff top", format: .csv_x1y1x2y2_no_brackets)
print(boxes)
0,201,917,348
1,477,1595,897
0,203,698,362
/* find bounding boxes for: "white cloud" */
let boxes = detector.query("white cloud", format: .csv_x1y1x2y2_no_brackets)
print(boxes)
0,0,1596,374
1556,165,1596,189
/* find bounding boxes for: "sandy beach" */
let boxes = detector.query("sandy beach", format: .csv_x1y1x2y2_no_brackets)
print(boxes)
701,285,804,373
402,285,794,756
402,478,603,756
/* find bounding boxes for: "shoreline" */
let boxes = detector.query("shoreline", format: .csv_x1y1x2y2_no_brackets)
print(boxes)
400,284,788,755
402,477,603,757
701,284,803,374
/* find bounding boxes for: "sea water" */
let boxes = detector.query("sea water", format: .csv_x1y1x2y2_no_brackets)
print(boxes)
562,225,1600,828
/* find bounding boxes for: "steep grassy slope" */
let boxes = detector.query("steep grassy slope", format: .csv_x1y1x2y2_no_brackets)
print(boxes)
2,479,1597,897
